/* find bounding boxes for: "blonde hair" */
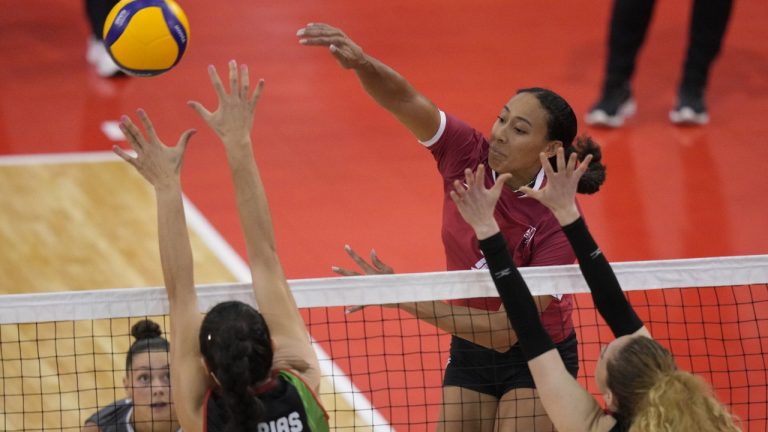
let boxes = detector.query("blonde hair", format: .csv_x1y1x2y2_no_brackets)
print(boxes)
630,371,741,432
607,336,740,431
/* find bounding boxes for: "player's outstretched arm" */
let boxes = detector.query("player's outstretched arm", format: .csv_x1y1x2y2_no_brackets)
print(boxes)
189,61,321,391
333,246,553,351
297,23,441,142
520,149,648,339
113,112,209,432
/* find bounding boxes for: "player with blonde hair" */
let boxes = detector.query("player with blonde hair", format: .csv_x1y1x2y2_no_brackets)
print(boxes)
450,150,740,431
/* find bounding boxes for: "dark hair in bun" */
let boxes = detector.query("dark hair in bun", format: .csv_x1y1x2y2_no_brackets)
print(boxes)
126,319,170,371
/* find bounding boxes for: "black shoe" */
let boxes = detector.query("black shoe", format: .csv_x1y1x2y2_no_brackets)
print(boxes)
585,83,636,128
669,88,709,125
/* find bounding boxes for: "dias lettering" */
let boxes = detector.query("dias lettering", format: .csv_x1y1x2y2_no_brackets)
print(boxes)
257,411,303,432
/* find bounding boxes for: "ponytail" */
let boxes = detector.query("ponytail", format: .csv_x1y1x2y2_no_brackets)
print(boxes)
215,339,267,432
200,301,273,432
564,135,605,195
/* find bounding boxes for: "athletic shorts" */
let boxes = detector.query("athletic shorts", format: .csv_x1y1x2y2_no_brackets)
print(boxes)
443,331,579,399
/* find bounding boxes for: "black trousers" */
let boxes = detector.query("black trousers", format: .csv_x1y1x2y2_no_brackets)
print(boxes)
84,0,121,40
603,0,733,93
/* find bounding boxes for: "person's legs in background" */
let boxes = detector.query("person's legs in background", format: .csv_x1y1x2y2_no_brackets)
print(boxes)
670,0,734,125
586,0,656,128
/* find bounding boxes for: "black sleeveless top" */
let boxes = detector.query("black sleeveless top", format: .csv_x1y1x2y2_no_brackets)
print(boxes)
203,370,328,432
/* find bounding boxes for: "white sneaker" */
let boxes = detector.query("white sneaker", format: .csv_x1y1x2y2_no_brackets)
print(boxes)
669,107,709,125
585,98,637,128
584,84,637,128
669,90,709,126
86,37,124,78
86,36,102,64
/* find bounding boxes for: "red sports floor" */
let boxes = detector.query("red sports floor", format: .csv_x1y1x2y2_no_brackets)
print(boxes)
2,0,767,430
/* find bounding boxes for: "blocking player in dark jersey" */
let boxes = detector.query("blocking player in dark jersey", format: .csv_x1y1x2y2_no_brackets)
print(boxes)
113,61,329,432
83,319,180,432
298,24,605,431
450,152,740,432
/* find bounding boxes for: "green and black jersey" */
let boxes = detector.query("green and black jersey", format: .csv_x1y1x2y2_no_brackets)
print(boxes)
204,369,329,432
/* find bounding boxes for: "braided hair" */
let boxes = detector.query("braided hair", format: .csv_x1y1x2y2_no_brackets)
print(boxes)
200,301,273,432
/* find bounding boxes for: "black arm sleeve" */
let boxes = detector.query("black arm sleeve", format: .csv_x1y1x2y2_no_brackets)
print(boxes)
561,217,644,337
478,233,555,361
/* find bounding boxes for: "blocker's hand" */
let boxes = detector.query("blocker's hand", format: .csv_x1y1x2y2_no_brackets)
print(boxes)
113,109,195,188
188,60,264,146
518,148,591,226
449,164,511,240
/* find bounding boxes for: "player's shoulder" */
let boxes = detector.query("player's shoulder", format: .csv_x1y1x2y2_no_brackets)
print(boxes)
428,111,487,151
85,399,132,429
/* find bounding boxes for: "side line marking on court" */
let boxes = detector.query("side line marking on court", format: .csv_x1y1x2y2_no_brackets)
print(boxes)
0,151,121,166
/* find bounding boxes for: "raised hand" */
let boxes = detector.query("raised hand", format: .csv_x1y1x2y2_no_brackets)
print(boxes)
518,148,591,226
331,245,395,313
332,244,394,277
113,109,195,188
297,23,367,69
449,165,511,240
188,60,264,146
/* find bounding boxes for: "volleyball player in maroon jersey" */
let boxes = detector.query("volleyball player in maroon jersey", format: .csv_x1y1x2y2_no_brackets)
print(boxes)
299,23,605,431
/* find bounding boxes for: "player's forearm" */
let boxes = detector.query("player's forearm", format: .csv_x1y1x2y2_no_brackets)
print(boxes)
224,140,278,257
397,301,519,350
355,56,416,109
561,218,643,337
155,183,198,312
479,233,556,361
223,140,303,318
354,56,438,139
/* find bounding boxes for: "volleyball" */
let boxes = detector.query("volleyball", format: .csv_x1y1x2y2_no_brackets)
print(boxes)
103,0,190,76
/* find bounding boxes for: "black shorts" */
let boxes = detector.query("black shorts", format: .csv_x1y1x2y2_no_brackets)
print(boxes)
443,331,579,399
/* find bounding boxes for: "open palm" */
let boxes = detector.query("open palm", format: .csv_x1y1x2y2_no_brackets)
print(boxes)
113,109,195,188
518,148,591,224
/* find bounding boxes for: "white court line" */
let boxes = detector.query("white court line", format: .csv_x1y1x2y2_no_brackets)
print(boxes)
0,150,121,166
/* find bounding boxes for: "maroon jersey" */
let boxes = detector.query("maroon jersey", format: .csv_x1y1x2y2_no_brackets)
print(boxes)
423,111,575,342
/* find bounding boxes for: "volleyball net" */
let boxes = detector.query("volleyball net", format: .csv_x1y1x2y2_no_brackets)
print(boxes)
1,255,767,431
